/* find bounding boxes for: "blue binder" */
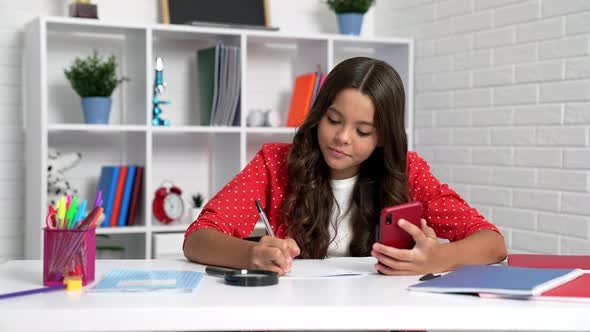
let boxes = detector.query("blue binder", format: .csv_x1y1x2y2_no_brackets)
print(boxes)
97,166,120,227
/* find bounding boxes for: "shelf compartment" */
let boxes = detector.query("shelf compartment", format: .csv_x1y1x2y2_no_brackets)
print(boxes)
45,24,147,126
245,131,295,165
47,131,147,226
151,30,241,127
151,131,240,225
245,36,328,129
96,233,146,259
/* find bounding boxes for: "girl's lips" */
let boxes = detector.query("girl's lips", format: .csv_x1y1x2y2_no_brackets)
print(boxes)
329,147,349,158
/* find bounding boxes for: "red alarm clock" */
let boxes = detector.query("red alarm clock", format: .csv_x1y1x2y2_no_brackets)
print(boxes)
152,183,185,224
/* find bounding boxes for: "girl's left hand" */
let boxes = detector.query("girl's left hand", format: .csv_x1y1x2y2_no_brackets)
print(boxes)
371,219,443,275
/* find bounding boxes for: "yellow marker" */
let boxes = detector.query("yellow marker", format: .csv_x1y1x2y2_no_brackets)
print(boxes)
56,197,67,229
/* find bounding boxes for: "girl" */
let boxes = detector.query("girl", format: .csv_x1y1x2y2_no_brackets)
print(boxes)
183,57,507,276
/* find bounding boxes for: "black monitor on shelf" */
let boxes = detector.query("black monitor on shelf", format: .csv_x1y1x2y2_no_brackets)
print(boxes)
161,0,279,31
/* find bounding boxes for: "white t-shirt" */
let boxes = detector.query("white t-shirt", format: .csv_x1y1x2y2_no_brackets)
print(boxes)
327,175,358,257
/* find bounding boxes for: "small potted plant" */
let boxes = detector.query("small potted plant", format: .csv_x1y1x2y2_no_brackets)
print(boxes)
325,0,376,35
190,193,204,221
64,50,129,124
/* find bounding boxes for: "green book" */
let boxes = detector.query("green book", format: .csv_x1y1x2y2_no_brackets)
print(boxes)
197,45,218,125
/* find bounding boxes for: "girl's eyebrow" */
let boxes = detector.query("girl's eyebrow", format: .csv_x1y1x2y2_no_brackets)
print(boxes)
327,106,374,127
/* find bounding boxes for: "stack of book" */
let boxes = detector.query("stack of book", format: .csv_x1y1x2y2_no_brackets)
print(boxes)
197,44,241,126
285,70,326,128
97,166,143,227
408,254,590,303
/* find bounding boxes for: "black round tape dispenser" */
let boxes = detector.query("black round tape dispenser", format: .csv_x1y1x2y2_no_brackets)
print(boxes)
205,266,278,287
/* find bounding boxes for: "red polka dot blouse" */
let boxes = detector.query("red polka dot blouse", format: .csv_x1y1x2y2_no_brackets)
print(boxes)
184,143,501,244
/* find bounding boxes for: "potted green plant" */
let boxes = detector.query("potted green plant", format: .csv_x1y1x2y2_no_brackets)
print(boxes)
325,0,376,35
190,193,204,221
64,50,129,124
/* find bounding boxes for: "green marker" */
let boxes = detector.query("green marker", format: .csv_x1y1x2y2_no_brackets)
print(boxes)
66,196,78,229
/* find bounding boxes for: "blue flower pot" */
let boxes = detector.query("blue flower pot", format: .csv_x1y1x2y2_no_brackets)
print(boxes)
81,97,112,124
337,13,364,35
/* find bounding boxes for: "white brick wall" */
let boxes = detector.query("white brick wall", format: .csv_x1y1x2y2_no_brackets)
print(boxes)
0,1,61,263
378,0,590,254
0,0,376,261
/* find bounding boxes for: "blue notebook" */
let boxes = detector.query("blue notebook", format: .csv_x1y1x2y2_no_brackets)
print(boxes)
91,270,204,293
408,265,583,296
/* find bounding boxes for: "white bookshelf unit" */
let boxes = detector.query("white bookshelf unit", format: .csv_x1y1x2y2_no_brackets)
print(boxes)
24,16,414,259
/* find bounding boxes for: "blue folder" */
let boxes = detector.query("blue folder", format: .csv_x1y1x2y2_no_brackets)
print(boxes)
408,265,583,296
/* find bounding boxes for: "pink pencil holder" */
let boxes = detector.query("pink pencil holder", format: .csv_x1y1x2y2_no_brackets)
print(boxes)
43,227,96,286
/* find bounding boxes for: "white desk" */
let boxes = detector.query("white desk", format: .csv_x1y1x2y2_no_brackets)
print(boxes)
0,258,588,332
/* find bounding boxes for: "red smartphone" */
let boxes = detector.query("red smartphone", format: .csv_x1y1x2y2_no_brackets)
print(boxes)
378,201,423,249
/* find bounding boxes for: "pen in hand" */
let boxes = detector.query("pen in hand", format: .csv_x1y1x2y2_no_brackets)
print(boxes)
255,199,294,275
254,200,275,237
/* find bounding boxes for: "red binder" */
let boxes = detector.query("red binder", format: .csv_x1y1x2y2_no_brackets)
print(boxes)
125,166,143,226
109,166,127,227
541,274,590,298
508,254,590,269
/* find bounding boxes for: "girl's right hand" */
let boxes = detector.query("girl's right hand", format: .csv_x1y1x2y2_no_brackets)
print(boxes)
248,236,300,275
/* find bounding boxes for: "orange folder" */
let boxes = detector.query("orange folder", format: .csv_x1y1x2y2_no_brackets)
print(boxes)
109,166,127,227
286,72,317,127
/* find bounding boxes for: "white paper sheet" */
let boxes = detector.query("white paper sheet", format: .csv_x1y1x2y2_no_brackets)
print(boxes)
285,256,377,279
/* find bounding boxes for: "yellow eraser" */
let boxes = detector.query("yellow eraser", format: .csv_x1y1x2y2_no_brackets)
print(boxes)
64,277,83,291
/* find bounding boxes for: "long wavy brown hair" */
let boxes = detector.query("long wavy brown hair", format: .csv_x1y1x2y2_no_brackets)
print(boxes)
282,57,409,258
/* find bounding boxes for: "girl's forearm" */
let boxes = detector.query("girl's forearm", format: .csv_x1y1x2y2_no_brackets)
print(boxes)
183,228,256,269
439,229,507,271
